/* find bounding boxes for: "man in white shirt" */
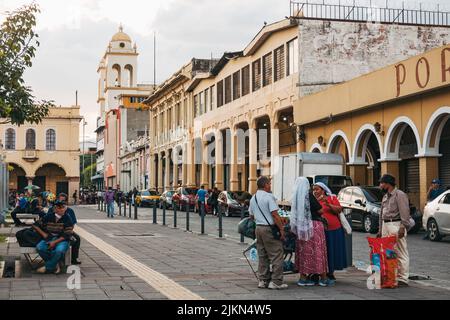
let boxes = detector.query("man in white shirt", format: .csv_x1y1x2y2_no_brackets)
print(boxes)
249,176,287,290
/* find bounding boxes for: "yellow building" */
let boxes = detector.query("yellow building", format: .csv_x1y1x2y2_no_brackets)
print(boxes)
1,106,81,200
187,19,300,194
295,44,450,210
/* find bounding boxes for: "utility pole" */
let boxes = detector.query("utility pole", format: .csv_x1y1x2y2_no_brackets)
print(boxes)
82,118,87,188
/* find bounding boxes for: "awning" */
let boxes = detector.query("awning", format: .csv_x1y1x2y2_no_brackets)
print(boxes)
91,174,104,181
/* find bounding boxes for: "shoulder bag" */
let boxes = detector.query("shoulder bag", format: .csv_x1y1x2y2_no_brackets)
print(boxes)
254,194,281,241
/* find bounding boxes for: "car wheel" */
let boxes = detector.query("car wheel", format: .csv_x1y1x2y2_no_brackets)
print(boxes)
427,219,442,242
363,215,377,234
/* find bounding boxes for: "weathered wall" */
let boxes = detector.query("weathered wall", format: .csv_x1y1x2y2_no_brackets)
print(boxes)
298,19,450,97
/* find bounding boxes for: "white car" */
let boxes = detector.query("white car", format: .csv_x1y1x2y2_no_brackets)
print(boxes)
423,190,450,241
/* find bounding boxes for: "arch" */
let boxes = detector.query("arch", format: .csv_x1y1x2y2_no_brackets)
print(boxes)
25,128,36,150
34,162,67,176
384,116,421,160
124,64,134,87
422,106,450,156
112,64,121,87
326,130,352,162
4,128,16,150
309,143,323,153
45,128,56,151
353,124,384,162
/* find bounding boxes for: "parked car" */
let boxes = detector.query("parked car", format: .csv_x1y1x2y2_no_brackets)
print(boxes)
338,186,422,234
423,190,450,242
136,189,160,207
172,187,198,211
218,191,250,217
159,190,175,209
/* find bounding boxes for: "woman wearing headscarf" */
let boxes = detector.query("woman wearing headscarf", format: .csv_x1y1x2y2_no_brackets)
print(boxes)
313,182,347,284
291,177,330,287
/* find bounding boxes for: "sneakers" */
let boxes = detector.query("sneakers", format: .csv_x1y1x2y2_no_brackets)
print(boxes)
318,279,335,287
36,266,47,274
36,265,61,274
268,282,288,290
397,281,409,287
297,279,315,287
258,281,269,289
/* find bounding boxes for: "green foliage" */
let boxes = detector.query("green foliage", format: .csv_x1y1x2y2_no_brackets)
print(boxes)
0,3,53,125
82,163,96,188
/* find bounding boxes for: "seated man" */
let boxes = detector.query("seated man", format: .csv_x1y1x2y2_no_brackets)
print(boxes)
47,193,81,265
11,193,29,226
33,200,74,274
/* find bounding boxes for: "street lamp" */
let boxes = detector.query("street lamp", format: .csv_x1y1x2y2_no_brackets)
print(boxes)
82,118,87,188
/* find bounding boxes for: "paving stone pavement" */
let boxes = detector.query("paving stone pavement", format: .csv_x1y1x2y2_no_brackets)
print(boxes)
1,205,449,300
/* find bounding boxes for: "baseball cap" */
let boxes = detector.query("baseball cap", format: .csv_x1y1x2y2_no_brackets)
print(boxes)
432,179,441,185
54,199,67,207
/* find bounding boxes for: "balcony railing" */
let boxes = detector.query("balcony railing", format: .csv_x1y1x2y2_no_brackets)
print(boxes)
23,150,38,161
290,1,450,27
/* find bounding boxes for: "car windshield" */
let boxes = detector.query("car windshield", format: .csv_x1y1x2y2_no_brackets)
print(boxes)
183,188,197,195
362,188,384,203
232,191,251,201
166,191,174,196
149,191,158,196
141,191,150,196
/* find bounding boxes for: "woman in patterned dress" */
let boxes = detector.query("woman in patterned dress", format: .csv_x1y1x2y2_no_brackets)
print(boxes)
290,177,330,287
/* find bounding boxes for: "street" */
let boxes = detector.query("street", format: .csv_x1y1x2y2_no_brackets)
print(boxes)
98,203,450,284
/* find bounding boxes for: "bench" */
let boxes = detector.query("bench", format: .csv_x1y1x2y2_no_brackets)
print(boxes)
21,245,72,269
15,214,41,224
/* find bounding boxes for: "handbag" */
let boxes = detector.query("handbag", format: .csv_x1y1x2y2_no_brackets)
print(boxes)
254,194,281,241
339,212,352,235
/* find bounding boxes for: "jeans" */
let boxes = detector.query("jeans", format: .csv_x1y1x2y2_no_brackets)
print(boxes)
36,237,69,272
107,202,115,217
71,233,81,262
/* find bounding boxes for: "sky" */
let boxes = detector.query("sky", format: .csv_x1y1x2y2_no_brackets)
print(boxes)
1,0,449,141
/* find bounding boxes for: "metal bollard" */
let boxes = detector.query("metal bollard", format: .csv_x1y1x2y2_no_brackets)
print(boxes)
173,203,177,228
97,198,100,211
153,201,157,224
162,201,166,226
200,203,205,235
124,200,127,217
129,200,132,218
240,206,245,243
134,201,138,220
118,200,122,216
185,203,190,231
218,206,223,238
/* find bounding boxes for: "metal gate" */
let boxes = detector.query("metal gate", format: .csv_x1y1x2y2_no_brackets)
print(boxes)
439,138,450,189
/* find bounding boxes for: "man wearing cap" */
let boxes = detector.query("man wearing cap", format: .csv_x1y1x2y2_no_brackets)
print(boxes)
32,200,74,274
47,193,81,265
378,174,413,287
427,179,445,202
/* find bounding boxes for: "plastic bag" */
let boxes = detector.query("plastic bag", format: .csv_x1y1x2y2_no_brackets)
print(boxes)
367,236,398,289
238,217,256,240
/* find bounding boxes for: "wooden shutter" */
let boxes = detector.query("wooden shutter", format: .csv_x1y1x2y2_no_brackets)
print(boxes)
217,80,224,107
225,76,232,104
263,53,273,87
241,65,250,96
274,46,285,82
252,59,261,92
233,71,241,100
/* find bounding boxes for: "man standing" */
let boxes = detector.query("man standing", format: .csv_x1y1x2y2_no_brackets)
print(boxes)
249,176,287,290
209,187,220,216
33,200,73,274
104,187,115,218
196,186,208,217
72,190,78,205
378,174,413,287
427,179,445,202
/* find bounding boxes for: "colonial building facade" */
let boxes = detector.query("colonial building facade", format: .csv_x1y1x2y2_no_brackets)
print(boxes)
295,44,450,210
1,106,81,200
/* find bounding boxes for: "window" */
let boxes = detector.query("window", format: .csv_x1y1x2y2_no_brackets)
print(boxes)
25,129,36,150
241,65,250,96
199,91,205,115
46,129,56,151
210,85,215,111
204,88,210,113
232,70,241,100
5,128,15,150
352,189,365,204
252,59,261,91
274,45,285,82
217,80,224,108
194,94,199,117
176,102,181,127
224,75,232,104
262,52,273,87
287,37,299,76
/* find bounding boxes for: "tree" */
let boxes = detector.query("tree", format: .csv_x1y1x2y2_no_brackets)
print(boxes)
0,3,53,126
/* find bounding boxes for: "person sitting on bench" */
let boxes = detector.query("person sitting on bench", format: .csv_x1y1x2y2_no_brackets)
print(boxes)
47,193,81,265
11,190,45,227
11,192,28,226
33,200,74,274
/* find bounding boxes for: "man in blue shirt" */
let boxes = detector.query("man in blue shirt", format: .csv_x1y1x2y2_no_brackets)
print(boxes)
196,186,208,216
48,193,81,265
427,179,446,202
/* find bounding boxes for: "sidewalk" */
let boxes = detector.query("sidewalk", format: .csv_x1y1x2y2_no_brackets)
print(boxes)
1,206,449,300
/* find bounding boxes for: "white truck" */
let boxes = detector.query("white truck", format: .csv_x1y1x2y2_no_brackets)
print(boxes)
273,152,353,206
